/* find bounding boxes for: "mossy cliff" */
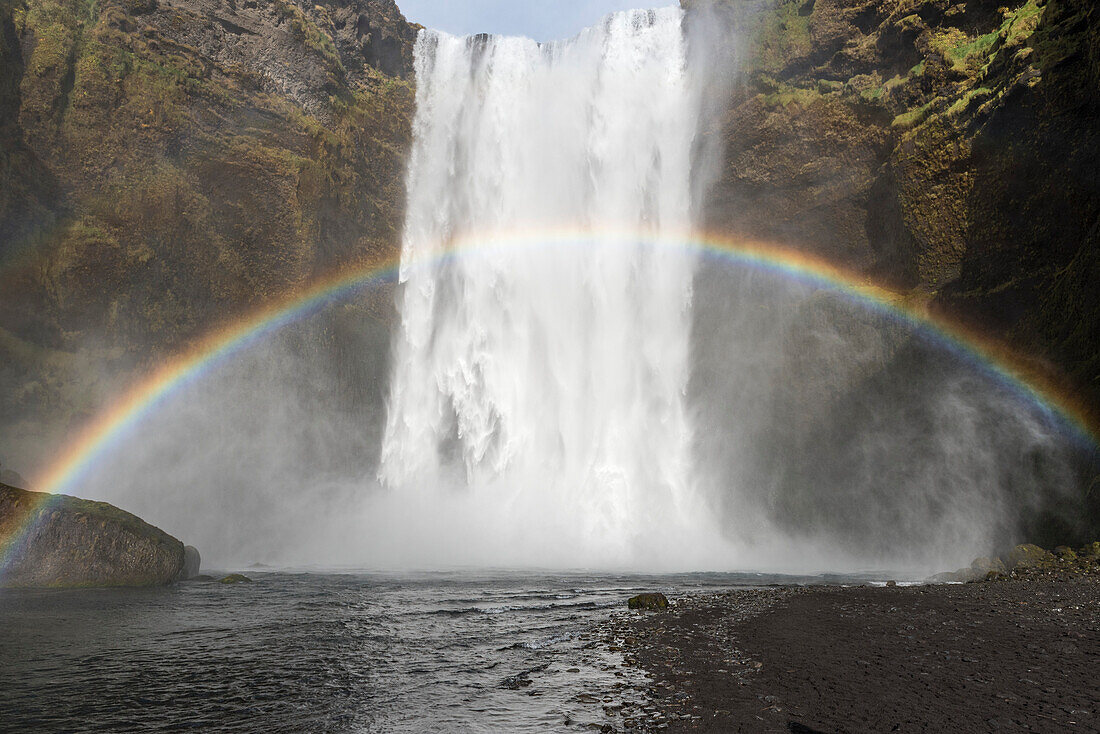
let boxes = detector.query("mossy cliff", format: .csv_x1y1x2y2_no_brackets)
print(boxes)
0,0,416,468
690,0,1100,422
0,482,185,587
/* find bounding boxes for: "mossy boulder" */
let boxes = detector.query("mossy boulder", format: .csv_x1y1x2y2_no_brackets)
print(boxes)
628,593,669,611
1006,543,1055,570
1080,542,1100,559
219,573,252,584
1053,546,1078,562
0,483,185,588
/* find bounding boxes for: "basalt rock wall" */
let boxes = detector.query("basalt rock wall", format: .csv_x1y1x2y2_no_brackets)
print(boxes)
691,0,1100,422
0,0,418,470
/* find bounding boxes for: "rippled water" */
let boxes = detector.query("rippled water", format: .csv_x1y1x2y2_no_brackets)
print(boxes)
0,571,854,732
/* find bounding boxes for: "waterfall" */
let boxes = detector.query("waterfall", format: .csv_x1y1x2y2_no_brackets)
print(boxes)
379,8,715,566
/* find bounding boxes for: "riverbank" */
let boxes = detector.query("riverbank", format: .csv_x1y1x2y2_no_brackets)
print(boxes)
608,578,1100,732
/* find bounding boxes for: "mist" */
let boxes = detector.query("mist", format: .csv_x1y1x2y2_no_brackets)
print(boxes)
28,4,1099,576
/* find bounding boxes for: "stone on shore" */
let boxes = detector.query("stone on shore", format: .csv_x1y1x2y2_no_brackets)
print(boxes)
971,556,1006,574
0,483,185,588
1006,544,1055,570
628,593,669,611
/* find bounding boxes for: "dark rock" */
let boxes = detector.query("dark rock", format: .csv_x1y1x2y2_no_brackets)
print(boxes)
190,574,215,582
1053,546,1077,562
182,545,201,579
629,593,670,611
219,573,252,584
971,556,1006,574
0,483,184,588
1006,544,1055,570
885,580,897,587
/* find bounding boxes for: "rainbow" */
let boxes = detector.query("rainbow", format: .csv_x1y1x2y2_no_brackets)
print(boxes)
3,230,1098,570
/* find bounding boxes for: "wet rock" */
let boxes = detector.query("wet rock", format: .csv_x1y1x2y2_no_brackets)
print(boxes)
971,556,1006,574
219,573,253,584
1053,546,1077,562
1006,544,1055,570
0,484,185,588
629,593,670,611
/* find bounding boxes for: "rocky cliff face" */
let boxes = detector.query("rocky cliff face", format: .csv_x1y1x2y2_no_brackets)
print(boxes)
0,0,417,469
692,0,1099,421
0,483,185,587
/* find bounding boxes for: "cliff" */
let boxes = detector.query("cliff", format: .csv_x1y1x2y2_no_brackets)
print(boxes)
0,0,417,468
692,0,1100,421
0,482,185,587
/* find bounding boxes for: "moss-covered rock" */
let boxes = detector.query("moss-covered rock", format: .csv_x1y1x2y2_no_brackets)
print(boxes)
219,573,252,584
628,592,670,611
1005,543,1055,569
690,0,1100,434
0,482,185,587
0,0,416,471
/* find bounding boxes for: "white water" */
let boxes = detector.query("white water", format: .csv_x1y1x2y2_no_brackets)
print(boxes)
379,9,723,567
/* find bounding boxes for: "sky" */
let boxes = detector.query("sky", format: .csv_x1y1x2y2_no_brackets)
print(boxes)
395,0,662,42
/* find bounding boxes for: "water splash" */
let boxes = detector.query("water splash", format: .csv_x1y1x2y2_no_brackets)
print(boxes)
379,9,719,567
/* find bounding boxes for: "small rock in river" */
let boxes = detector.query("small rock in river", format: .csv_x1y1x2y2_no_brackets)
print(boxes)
219,574,252,584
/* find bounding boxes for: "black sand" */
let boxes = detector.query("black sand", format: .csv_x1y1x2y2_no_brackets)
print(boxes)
610,580,1100,733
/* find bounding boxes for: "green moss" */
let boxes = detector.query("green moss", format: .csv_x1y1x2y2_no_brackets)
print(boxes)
947,86,994,116
750,0,814,75
761,83,822,109
892,100,935,129
273,0,344,77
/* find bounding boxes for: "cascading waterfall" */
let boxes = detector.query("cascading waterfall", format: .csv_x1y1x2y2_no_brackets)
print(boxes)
379,8,721,567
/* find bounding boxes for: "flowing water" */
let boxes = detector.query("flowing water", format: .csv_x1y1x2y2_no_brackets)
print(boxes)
0,571,862,733
379,8,716,569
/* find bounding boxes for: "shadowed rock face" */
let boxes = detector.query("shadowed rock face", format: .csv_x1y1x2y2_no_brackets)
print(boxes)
692,0,1100,421
0,483,185,588
0,0,417,471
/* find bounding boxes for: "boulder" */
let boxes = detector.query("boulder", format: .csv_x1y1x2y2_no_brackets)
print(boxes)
970,556,1006,574
1005,544,1055,570
628,593,669,611
182,546,201,579
219,574,252,584
1053,546,1078,562
1081,542,1100,560
0,484,184,588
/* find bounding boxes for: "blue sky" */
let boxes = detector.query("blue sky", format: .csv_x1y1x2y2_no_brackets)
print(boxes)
396,1,661,41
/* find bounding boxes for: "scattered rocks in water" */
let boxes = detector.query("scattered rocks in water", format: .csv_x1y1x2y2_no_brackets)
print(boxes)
500,664,549,690
219,574,252,584
628,593,669,611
